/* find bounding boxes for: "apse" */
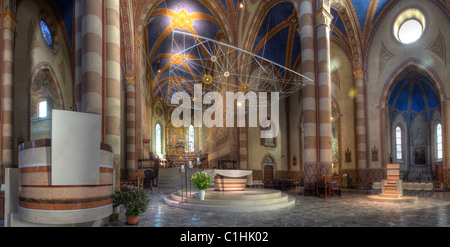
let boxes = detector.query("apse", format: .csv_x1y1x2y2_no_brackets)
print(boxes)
388,71,441,179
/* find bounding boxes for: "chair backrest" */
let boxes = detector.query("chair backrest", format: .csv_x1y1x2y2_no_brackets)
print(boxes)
403,182,409,189
415,183,424,190
424,183,433,190
317,178,325,187
373,182,381,189
419,182,426,189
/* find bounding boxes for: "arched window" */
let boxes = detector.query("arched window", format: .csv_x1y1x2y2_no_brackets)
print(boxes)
38,100,48,118
189,125,195,153
437,124,442,159
156,124,162,155
396,127,402,160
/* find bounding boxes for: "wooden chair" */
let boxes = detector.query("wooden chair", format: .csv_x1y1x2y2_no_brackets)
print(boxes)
414,182,425,196
331,182,342,196
303,182,314,196
371,182,381,194
316,178,331,198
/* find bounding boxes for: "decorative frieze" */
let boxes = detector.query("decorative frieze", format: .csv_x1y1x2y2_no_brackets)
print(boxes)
427,29,446,64
378,43,395,76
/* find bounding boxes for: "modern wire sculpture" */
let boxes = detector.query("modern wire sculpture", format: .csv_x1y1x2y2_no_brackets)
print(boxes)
165,30,313,111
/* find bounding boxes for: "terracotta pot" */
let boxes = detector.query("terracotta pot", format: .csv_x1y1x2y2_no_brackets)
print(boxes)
126,215,139,225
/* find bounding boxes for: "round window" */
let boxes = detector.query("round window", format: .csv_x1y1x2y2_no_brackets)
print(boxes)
393,9,425,44
398,19,423,44
40,20,54,48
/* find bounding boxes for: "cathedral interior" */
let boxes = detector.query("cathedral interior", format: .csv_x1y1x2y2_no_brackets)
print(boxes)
0,0,450,228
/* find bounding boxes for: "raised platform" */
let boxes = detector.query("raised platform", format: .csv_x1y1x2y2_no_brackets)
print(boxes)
164,188,295,212
367,194,419,202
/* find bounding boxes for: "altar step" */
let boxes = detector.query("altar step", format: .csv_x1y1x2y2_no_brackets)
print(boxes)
157,168,183,191
164,188,295,212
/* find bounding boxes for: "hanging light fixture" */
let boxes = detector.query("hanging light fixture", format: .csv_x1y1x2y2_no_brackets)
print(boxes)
239,0,244,8
157,58,161,73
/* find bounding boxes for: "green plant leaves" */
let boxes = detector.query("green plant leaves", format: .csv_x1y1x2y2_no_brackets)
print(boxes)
113,185,151,216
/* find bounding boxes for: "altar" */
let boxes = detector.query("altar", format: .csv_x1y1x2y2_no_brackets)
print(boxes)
213,170,253,191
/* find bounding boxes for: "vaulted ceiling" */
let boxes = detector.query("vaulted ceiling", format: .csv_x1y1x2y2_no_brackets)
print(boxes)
146,0,302,100
49,0,450,100
388,71,441,124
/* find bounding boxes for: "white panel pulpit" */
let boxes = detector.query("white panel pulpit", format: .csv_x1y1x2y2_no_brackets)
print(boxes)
51,110,101,186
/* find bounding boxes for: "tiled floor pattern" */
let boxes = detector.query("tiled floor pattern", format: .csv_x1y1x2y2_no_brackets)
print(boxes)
1,188,448,227
106,188,450,227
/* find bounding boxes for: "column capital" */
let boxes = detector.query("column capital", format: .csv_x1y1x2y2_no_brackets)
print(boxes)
352,68,365,80
125,75,136,85
315,7,333,28
1,11,18,31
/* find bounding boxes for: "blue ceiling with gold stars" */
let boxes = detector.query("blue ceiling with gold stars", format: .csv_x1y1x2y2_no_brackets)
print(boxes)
147,0,302,100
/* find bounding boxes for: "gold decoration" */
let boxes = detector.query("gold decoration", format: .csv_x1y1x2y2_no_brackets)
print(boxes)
125,75,136,86
171,9,194,30
315,7,333,28
239,83,250,92
1,11,18,31
202,74,213,84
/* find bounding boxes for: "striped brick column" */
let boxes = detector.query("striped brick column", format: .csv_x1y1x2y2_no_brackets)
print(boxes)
353,68,367,169
81,0,103,115
126,76,136,175
298,0,317,184
1,11,18,171
106,0,121,190
316,7,333,176
74,0,83,111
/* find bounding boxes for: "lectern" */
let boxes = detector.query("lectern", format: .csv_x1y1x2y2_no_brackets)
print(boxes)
380,163,403,198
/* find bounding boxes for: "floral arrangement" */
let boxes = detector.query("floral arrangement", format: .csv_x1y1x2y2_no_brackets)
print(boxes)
191,171,213,190
113,185,150,216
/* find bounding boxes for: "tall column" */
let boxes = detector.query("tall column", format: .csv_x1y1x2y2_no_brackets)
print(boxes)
1,11,17,172
81,0,103,115
316,5,333,176
74,0,83,110
353,68,367,169
299,0,317,184
126,76,136,176
106,0,121,190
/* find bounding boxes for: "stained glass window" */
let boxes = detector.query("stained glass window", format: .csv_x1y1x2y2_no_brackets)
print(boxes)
156,124,162,155
189,125,195,153
437,124,442,159
40,20,53,48
396,127,402,160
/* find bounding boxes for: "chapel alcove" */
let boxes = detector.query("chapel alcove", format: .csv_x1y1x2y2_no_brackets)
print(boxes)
387,70,441,181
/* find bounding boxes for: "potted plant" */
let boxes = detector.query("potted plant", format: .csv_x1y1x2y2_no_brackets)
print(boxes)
191,171,213,200
113,185,150,225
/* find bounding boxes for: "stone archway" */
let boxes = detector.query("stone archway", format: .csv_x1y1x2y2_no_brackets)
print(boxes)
262,154,276,180
28,64,64,141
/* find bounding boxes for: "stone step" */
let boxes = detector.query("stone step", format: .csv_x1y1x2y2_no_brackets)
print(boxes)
163,188,295,212
164,193,295,212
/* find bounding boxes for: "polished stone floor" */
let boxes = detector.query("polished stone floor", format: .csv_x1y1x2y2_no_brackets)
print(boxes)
1,188,448,228
106,187,450,227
